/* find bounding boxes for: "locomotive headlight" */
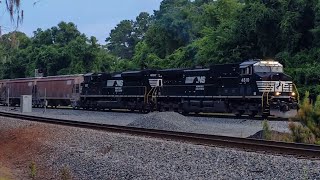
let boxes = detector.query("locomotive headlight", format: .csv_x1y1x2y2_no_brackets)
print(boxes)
291,92,296,96
275,92,281,96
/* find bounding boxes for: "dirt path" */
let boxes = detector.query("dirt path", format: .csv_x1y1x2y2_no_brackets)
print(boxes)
0,123,55,179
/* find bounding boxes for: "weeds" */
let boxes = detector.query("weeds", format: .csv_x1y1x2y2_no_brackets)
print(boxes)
61,166,72,180
262,120,271,140
29,161,37,179
289,123,316,144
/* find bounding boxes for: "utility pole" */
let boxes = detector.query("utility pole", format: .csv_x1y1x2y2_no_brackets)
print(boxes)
43,88,46,113
7,87,9,111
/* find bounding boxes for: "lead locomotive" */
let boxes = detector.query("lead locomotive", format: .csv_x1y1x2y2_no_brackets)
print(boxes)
78,59,298,118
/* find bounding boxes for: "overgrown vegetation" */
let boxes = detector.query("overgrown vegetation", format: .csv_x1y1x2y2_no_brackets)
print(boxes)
261,91,320,144
259,120,292,142
60,166,72,180
290,92,320,144
29,161,37,179
262,120,271,140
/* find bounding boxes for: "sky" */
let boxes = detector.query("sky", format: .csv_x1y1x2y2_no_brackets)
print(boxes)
0,0,163,44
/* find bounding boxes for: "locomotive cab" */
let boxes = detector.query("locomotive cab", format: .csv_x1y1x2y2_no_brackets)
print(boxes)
240,60,298,117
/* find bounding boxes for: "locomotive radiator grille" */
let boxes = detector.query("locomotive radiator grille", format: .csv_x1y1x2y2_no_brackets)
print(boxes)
256,81,293,92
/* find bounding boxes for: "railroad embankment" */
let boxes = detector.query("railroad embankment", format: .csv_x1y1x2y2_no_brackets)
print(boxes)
0,116,319,179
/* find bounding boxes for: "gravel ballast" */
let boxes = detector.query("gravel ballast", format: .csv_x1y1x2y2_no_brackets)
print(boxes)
0,106,292,138
127,112,197,132
0,117,319,179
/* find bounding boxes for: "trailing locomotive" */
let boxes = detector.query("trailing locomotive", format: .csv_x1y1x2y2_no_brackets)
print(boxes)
77,59,298,118
78,70,162,112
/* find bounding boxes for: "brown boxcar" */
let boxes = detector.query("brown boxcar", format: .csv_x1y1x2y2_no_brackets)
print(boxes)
35,74,84,107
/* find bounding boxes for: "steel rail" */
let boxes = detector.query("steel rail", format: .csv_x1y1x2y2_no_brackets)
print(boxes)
0,111,319,159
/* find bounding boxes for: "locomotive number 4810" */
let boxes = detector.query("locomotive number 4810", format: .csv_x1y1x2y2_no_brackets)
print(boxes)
241,78,250,83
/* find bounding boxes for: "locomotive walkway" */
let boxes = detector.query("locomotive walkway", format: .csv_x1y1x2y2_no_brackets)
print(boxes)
0,111,319,159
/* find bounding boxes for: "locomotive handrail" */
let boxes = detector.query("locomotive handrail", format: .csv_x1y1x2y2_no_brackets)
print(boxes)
86,86,148,102
146,87,155,103
292,83,300,104
143,86,148,104
261,82,273,112
101,85,148,88
159,84,217,87
152,87,158,106
262,92,265,110
266,82,273,105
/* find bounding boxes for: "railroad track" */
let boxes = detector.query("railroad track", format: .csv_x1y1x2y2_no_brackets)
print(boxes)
0,111,318,159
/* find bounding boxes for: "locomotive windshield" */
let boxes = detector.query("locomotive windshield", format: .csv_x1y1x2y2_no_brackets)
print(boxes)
253,61,283,73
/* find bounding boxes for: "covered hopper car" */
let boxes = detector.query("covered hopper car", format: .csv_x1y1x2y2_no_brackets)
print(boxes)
0,75,83,107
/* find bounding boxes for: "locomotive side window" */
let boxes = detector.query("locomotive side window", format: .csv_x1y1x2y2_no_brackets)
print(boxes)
240,66,252,75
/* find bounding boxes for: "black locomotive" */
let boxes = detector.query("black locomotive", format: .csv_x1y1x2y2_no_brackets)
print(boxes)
77,59,298,117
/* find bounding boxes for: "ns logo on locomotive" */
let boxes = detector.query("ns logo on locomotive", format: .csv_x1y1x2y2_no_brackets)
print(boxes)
0,59,298,118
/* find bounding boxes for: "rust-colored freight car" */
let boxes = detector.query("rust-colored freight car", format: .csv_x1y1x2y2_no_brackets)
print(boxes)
35,75,83,107
0,74,84,107
6,78,36,106
0,79,8,104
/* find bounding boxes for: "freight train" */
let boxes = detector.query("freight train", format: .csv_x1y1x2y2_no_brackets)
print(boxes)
0,59,298,118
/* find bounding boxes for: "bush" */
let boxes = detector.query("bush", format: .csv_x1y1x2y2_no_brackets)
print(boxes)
290,92,320,144
61,166,72,180
262,120,271,140
29,161,37,179
289,123,316,144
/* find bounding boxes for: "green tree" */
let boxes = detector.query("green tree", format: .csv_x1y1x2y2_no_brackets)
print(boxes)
106,20,136,59
106,12,151,60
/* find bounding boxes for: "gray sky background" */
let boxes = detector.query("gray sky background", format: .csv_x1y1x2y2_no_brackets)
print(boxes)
0,0,162,44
